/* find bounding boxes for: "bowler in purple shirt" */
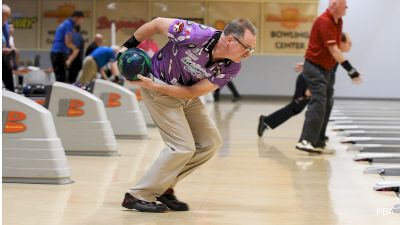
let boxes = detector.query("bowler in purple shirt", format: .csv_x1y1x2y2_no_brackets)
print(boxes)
119,17,257,213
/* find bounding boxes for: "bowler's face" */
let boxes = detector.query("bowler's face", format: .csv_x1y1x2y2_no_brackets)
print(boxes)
3,11,11,25
337,0,348,17
229,30,257,63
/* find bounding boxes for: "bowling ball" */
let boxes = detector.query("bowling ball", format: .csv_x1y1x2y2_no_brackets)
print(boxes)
117,47,152,81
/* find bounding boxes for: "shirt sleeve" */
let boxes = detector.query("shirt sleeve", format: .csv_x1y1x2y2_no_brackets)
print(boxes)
167,19,192,44
63,21,74,37
167,19,214,46
109,49,116,62
319,18,339,47
207,63,241,88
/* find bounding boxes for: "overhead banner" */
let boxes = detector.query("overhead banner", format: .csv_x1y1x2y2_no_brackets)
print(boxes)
208,2,260,53
4,0,39,49
95,0,148,46
264,3,317,55
41,0,92,49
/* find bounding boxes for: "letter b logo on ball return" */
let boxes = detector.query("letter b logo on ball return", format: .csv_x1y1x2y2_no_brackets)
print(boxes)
2,111,27,133
57,99,85,117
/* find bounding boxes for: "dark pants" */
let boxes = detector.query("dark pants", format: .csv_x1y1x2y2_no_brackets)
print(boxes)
263,73,310,129
50,52,67,82
68,55,82,83
300,60,336,148
214,81,240,100
2,57,14,92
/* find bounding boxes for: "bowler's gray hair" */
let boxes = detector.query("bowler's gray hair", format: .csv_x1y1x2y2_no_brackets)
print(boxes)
3,4,11,13
223,19,257,38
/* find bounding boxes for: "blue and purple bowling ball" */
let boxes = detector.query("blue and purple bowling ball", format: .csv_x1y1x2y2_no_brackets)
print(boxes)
118,48,152,81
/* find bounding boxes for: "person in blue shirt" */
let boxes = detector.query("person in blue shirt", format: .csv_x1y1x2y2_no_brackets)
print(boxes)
76,46,119,85
2,4,16,91
68,25,85,83
50,11,84,82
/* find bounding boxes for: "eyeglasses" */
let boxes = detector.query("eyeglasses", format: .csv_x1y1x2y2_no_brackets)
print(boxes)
232,36,256,54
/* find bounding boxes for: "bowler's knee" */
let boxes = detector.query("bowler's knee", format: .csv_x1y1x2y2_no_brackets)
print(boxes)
210,131,223,151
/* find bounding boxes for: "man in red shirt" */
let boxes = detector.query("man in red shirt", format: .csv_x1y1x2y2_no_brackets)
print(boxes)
295,0,362,154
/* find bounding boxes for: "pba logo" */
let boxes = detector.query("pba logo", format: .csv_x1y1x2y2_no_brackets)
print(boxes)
2,111,27,133
57,99,85,117
100,93,121,108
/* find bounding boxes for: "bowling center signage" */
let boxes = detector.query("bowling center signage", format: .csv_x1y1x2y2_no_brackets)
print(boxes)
4,0,318,53
263,3,317,54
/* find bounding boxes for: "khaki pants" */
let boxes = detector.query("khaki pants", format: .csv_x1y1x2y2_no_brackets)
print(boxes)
128,88,223,202
77,56,98,84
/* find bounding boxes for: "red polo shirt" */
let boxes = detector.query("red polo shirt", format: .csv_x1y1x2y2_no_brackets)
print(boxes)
305,9,343,70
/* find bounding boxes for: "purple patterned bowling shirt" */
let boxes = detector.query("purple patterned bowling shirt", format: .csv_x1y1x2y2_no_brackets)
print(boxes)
151,19,241,88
